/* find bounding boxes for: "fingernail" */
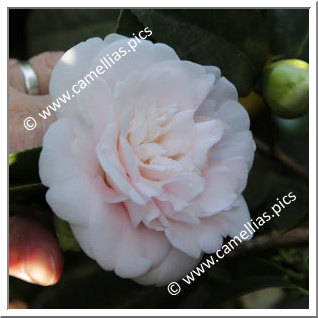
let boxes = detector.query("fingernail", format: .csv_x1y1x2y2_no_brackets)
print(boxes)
22,247,56,286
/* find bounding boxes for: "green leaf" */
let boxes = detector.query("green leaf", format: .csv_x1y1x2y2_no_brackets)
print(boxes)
205,256,306,307
279,295,309,309
9,147,42,187
151,9,269,74
117,9,269,96
27,9,120,55
54,215,81,251
244,153,272,211
54,216,81,252
27,258,155,308
9,182,44,192
205,275,301,308
227,275,299,298
264,9,309,61
238,287,284,309
266,174,308,231
116,9,147,37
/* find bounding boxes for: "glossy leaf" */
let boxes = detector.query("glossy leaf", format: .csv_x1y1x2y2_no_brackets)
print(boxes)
117,9,269,96
9,147,42,188
264,9,309,61
54,216,81,252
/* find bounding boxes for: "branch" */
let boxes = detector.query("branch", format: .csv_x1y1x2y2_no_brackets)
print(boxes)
254,137,309,181
231,227,309,258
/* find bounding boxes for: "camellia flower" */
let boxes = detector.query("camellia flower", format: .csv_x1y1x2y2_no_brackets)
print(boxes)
39,34,256,285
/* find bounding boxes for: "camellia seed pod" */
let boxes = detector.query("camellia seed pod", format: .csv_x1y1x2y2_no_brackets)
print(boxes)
262,59,309,119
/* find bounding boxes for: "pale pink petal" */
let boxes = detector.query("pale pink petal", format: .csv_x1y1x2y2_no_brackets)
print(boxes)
70,121,101,176
118,109,141,181
75,78,115,135
39,118,81,187
156,200,200,225
195,76,238,118
205,65,221,78
216,100,250,134
214,195,253,239
164,219,225,258
89,39,180,90
162,173,205,203
93,176,128,203
163,197,251,258
45,174,98,226
49,38,106,118
88,201,171,278
104,33,127,46
70,224,95,259
195,158,249,217
192,119,224,167
209,130,256,170
138,61,215,110
159,109,196,157
96,124,145,205
134,247,201,286
124,199,171,231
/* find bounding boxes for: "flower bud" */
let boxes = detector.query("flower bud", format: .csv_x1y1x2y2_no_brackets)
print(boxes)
239,90,266,118
262,59,309,118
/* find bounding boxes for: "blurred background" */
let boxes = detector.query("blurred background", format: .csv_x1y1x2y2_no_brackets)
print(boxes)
9,9,309,309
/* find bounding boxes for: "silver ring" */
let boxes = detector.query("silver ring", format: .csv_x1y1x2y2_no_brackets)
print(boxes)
19,61,39,95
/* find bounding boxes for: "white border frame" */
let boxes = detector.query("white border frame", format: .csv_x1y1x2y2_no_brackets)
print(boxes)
2,1,316,316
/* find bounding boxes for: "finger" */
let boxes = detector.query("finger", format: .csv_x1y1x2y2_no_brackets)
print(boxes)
9,52,64,94
9,59,26,93
9,58,19,67
29,51,64,94
9,88,55,153
9,216,64,286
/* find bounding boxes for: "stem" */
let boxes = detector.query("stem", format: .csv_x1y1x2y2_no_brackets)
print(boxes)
9,182,44,192
254,137,309,181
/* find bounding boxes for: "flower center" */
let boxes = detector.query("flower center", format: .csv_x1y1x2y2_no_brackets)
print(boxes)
127,102,179,164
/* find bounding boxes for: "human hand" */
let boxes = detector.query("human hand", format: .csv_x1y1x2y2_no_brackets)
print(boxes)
9,51,63,153
9,52,64,286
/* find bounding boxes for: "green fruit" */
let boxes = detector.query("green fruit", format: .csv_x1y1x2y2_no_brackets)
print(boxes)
262,59,309,118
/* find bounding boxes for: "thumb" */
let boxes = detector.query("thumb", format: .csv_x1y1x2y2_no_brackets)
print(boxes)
9,216,64,286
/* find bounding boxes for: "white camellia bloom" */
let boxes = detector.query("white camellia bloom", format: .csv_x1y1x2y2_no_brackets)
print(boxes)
39,34,256,285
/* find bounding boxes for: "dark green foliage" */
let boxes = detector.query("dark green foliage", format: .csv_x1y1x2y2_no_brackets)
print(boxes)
118,9,269,97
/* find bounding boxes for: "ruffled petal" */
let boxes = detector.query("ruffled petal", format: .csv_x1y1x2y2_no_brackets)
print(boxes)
96,123,145,205
89,39,180,91
45,174,99,226
70,224,95,259
88,201,171,278
134,247,201,286
214,195,253,239
163,195,251,258
49,38,106,118
192,119,224,167
195,158,248,217
209,131,256,170
195,76,238,118
39,118,80,187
